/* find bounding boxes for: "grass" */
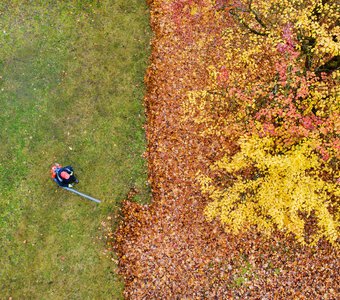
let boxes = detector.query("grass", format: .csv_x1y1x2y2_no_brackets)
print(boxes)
0,1,151,298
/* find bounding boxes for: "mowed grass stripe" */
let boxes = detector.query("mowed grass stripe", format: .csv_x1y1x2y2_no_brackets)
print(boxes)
0,1,150,298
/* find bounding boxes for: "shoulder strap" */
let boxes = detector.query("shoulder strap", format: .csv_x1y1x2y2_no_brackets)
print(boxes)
64,166,74,175
56,169,63,182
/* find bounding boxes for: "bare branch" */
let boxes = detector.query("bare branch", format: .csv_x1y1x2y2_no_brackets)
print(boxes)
229,9,268,36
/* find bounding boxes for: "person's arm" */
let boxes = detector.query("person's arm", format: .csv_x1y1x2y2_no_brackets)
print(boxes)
64,166,74,175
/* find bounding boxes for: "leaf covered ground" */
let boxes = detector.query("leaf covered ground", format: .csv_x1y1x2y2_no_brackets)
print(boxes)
115,0,339,298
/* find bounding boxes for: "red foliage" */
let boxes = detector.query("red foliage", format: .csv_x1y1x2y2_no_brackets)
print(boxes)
114,0,339,298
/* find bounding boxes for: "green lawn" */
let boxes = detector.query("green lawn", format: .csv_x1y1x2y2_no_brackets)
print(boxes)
0,1,150,298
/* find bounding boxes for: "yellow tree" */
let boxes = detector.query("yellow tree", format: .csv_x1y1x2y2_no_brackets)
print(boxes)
200,136,339,246
185,0,339,245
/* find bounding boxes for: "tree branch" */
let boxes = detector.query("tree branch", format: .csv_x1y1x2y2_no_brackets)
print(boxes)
248,0,267,29
315,56,340,75
230,9,268,36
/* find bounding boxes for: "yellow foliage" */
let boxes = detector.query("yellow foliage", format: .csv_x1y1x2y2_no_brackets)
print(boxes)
200,136,339,246
182,69,237,137
182,0,340,247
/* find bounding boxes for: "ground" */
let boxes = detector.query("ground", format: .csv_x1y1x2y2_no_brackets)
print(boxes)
0,1,150,298
115,1,339,298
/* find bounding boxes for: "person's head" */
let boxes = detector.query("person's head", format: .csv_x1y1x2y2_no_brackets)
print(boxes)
60,171,70,180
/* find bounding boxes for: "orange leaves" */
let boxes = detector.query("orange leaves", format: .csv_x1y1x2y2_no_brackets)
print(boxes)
113,0,340,298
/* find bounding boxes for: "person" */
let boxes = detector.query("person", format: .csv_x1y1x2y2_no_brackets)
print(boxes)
51,163,79,187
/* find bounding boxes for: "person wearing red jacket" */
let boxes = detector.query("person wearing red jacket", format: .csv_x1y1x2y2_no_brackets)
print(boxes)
51,163,79,187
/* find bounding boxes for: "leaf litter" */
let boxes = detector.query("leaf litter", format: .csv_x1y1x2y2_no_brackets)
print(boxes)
113,0,339,298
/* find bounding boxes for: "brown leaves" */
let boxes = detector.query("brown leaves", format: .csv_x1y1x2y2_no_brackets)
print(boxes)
113,0,340,299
